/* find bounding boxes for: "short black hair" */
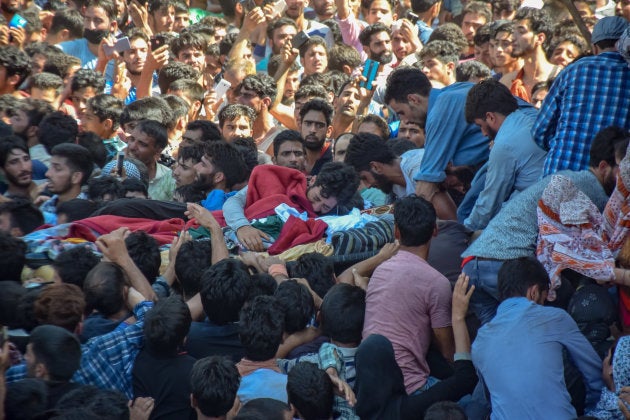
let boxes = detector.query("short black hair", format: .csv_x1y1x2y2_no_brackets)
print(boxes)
411,0,441,13
0,281,27,328
39,112,80,155
0,135,28,168
57,199,98,222
50,143,94,186
175,240,213,299
190,356,240,418
135,119,169,151
274,280,314,334
29,324,82,381
394,195,436,246
85,0,118,21
218,104,256,129
186,120,223,143
200,259,252,324
464,78,518,123
15,98,55,131
171,32,207,57
4,379,47,419
513,7,553,48
589,126,630,168
312,161,360,210
498,256,550,301
174,183,206,203
120,96,174,131
144,296,192,357
239,295,284,361
345,132,396,173
291,253,335,298
0,46,31,88
299,98,334,126
50,8,84,38
463,1,492,22
235,399,291,419
202,141,250,190
162,94,190,122
268,54,300,78
30,72,63,94
424,401,467,420
358,23,391,47
87,94,124,130
427,23,468,53
418,40,460,66
456,60,492,82
240,73,277,103
178,143,205,164
70,68,106,93
298,35,328,59
77,132,107,169
273,130,305,157
88,176,125,202
158,61,199,93
287,362,334,420
169,79,204,104
57,387,129,420
328,44,362,73
122,177,149,198
320,283,365,344
266,17,298,40
125,230,161,283
384,67,432,105
248,273,278,300
84,262,128,317
52,246,100,289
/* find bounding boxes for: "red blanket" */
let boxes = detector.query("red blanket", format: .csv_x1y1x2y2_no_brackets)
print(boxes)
70,215,185,245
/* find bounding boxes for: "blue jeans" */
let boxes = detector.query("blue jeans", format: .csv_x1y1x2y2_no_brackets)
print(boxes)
463,258,504,325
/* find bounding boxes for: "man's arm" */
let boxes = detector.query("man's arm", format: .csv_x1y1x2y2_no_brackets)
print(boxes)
96,228,157,301
336,241,399,287
222,187,270,252
463,143,518,231
185,203,229,264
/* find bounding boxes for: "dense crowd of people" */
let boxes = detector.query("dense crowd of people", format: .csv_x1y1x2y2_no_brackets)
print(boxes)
0,0,629,417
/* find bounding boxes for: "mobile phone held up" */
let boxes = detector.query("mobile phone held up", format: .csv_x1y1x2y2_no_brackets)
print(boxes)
214,79,232,99
292,31,310,50
360,59,380,90
103,36,132,56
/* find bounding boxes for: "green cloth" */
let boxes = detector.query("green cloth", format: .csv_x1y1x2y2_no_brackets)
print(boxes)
251,215,284,239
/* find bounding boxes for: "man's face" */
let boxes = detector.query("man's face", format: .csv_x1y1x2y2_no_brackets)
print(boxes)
474,42,492,68
194,155,219,189
306,185,337,214
359,168,394,193
31,87,59,105
214,27,227,43
391,29,414,61
223,71,245,105
294,95,315,124
398,120,424,147
123,37,149,76
1,0,21,14
84,6,114,35
237,88,264,115
366,0,394,26
420,56,451,86
271,24,297,55
388,96,428,125
127,127,160,166
461,12,487,46
511,19,536,58
46,155,76,195
177,47,206,74
151,6,175,33
490,31,516,67
275,140,306,171
174,12,190,32
285,0,308,19
617,0,630,20
300,110,330,151
358,121,386,138
311,0,336,19
221,116,253,141
71,87,99,120
550,41,580,68
182,129,203,146
333,135,351,162
31,53,46,75
173,157,197,187
473,117,498,140
205,54,222,78
334,84,360,118
302,44,328,75
80,106,108,138
2,148,32,188
367,31,393,64
9,109,29,135
283,72,300,105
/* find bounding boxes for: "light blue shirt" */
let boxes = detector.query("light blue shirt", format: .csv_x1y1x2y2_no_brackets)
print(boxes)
237,368,288,404
472,297,604,420
393,148,424,199
463,108,547,231
58,38,115,79
413,83,488,183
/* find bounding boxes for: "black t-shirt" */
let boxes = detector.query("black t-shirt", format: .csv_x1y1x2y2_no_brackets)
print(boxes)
185,320,245,362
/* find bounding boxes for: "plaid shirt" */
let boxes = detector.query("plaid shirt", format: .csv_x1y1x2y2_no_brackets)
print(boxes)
532,52,630,176
5,301,153,399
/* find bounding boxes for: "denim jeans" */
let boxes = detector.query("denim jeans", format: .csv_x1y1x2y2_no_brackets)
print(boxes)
462,258,504,325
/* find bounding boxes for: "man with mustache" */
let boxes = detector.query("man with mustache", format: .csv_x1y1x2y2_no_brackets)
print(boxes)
298,98,333,176
0,136,35,200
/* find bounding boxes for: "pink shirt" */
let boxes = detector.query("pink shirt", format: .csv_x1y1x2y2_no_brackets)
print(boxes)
336,14,368,61
363,250,452,394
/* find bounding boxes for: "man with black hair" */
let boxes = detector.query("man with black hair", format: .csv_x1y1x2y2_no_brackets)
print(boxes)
81,94,125,161
70,69,107,121
193,141,250,208
0,231,26,281
274,280,318,358
461,79,545,231
146,0,176,33
0,46,31,96
122,119,176,201
38,112,80,157
218,104,256,143
272,130,306,172
418,40,460,87
58,0,118,71
87,176,125,202
410,0,441,44
359,23,395,67
298,98,333,176
119,96,174,134
237,73,281,154
40,143,93,224
291,253,335,299
498,7,556,103
0,136,36,200
472,257,604,419
168,79,204,122
183,120,223,145
29,72,64,107
46,8,84,45
363,195,454,395
175,240,213,300
10,98,54,166
345,132,424,201
533,16,630,176
125,230,161,285
330,81,360,139
133,296,196,420
237,295,287,404
460,2,491,59
52,247,100,289
190,356,241,420
287,362,334,420
173,144,204,188
0,200,43,237
23,325,83,408
186,258,251,361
